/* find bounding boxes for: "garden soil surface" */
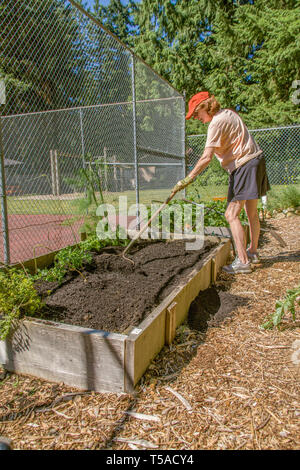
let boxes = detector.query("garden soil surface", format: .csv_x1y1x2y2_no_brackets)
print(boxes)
0,216,299,450
34,239,217,333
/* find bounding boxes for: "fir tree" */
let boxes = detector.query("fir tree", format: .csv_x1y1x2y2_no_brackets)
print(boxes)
93,0,137,47
132,0,300,131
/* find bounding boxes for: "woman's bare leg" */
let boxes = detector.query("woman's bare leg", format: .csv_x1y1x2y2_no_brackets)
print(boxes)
244,199,260,253
225,200,248,264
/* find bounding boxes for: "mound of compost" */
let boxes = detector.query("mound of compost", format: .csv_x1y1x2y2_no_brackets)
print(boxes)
34,239,217,334
188,286,249,332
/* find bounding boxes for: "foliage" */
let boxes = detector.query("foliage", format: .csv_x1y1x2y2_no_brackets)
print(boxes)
65,153,108,235
96,0,300,131
201,199,248,227
185,192,249,226
93,0,137,47
261,284,300,330
146,197,248,232
34,232,130,284
2,0,299,131
266,185,300,212
192,157,229,187
0,269,42,340
34,246,93,284
0,0,83,115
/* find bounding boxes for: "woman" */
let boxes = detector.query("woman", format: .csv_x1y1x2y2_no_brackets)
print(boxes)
174,91,270,274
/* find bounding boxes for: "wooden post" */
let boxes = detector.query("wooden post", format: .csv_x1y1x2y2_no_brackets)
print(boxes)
50,150,55,196
113,154,117,192
165,301,177,345
103,147,108,192
54,150,60,196
120,167,123,192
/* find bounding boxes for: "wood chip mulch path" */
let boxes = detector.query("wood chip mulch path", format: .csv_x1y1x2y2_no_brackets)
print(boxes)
0,216,299,450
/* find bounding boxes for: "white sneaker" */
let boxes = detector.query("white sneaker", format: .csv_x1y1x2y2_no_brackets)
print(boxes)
222,257,252,274
246,248,260,264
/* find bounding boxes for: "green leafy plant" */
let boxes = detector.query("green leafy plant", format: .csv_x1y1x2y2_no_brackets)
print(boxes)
193,157,229,187
34,232,130,284
64,153,108,235
34,245,93,284
146,198,249,233
261,284,300,330
0,269,42,340
0,233,130,339
266,186,300,212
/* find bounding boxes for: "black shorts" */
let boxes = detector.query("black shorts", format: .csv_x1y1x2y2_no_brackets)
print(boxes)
227,154,270,203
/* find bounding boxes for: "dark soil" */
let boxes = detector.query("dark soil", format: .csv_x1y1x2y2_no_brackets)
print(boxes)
34,239,217,334
188,286,249,332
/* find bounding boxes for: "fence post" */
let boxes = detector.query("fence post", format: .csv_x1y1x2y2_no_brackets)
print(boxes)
182,91,187,199
131,53,140,230
182,91,187,179
50,150,55,195
0,114,10,265
79,108,88,213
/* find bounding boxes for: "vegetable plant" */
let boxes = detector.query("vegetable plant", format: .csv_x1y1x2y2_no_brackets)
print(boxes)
261,284,300,330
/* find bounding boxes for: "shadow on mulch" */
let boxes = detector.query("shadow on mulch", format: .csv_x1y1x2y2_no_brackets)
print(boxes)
258,250,300,265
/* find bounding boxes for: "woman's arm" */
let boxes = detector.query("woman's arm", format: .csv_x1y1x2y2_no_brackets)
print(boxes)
172,147,216,194
188,147,215,179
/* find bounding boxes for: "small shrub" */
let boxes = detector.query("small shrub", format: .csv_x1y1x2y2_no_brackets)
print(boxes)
0,269,42,340
267,186,300,212
146,198,248,231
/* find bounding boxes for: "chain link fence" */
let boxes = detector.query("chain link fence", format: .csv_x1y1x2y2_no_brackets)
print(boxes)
0,0,185,265
187,124,300,198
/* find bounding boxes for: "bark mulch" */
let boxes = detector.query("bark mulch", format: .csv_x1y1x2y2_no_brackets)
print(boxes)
0,216,299,450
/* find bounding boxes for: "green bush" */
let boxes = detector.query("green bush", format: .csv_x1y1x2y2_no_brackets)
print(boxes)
267,185,300,212
0,269,42,340
34,246,93,284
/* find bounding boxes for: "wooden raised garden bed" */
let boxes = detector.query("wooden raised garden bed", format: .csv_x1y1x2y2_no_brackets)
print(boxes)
0,232,232,394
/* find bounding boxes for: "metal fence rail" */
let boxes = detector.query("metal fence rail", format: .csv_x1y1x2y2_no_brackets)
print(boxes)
0,0,185,264
187,124,300,188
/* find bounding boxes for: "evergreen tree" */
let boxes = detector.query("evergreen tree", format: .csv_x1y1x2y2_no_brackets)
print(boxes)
206,0,300,128
0,0,85,115
93,0,137,47
132,0,300,132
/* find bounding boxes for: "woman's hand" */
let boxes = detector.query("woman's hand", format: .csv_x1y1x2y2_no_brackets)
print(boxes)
172,175,194,194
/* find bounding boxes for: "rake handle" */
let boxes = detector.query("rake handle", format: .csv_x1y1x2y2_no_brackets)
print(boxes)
122,191,176,257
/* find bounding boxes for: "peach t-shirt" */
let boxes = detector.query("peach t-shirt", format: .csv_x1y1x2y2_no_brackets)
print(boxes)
205,109,262,174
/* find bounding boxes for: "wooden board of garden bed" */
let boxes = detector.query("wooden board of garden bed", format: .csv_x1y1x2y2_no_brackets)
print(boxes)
0,235,231,394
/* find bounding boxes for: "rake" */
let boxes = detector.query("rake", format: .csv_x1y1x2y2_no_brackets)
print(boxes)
121,190,177,263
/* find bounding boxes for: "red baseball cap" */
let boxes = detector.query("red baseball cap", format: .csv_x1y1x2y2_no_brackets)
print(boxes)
185,91,210,120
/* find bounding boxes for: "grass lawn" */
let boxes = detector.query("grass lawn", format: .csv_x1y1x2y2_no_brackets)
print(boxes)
6,189,176,216
6,184,299,216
